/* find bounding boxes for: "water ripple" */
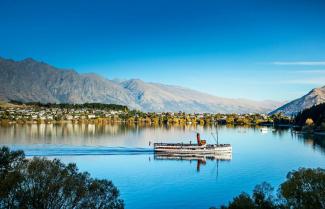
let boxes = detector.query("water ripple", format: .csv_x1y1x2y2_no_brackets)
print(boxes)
5,144,154,156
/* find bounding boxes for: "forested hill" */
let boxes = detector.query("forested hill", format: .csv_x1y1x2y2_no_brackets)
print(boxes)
294,103,325,131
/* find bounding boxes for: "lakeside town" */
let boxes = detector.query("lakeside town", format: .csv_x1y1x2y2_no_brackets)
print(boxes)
0,101,291,126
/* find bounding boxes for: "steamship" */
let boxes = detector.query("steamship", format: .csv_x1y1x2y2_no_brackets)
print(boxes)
153,133,232,154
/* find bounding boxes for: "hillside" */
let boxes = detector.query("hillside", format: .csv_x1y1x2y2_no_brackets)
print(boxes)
270,86,325,116
0,57,281,113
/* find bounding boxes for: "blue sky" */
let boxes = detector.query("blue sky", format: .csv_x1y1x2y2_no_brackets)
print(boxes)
1,0,325,101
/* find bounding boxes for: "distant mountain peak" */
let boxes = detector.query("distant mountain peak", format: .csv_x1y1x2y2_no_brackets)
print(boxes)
112,78,127,83
270,86,325,116
22,57,36,62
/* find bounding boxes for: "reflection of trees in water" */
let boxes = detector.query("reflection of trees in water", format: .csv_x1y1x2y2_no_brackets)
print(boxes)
294,133,325,154
271,126,290,138
270,127,325,154
15,123,263,137
0,123,202,145
0,124,126,145
0,124,269,144
1,124,122,139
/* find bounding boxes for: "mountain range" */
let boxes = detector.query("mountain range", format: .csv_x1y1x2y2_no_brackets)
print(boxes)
0,57,283,113
270,86,325,116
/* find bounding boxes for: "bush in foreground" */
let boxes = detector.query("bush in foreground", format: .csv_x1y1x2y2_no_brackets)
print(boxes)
0,146,124,209
214,168,325,209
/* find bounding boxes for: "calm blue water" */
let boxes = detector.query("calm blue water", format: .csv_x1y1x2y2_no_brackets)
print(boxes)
0,124,324,208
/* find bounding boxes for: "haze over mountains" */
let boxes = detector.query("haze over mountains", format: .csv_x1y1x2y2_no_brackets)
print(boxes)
0,57,283,113
271,86,325,116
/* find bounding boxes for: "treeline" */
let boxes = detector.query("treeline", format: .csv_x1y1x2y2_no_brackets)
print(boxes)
214,168,325,209
120,112,277,126
9,100,128,111
294,103,325,132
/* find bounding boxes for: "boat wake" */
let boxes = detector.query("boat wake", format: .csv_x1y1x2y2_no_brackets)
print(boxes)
6,144,154,156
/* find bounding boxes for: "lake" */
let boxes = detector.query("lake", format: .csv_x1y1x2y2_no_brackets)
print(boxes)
0,123,324,209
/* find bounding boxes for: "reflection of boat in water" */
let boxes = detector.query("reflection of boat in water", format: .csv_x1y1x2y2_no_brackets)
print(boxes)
260,127,268,134
154,152,231,172
154,152,232,161
154,133,232,154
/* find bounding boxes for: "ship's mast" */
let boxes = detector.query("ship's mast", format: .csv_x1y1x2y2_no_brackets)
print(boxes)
211,132,218,145
216,124,219,145
211,123,219,145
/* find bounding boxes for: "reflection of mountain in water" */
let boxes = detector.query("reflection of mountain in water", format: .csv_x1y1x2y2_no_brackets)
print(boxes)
154,153,231,172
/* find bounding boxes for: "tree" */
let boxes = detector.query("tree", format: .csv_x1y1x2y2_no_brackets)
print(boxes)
217,168,325,209
226,116,235,124
252,182,276,209
0,147,124,209
280,168,325,209
305,118,314,126
0,146,26,175
219,183,276,209
221,193,256,209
